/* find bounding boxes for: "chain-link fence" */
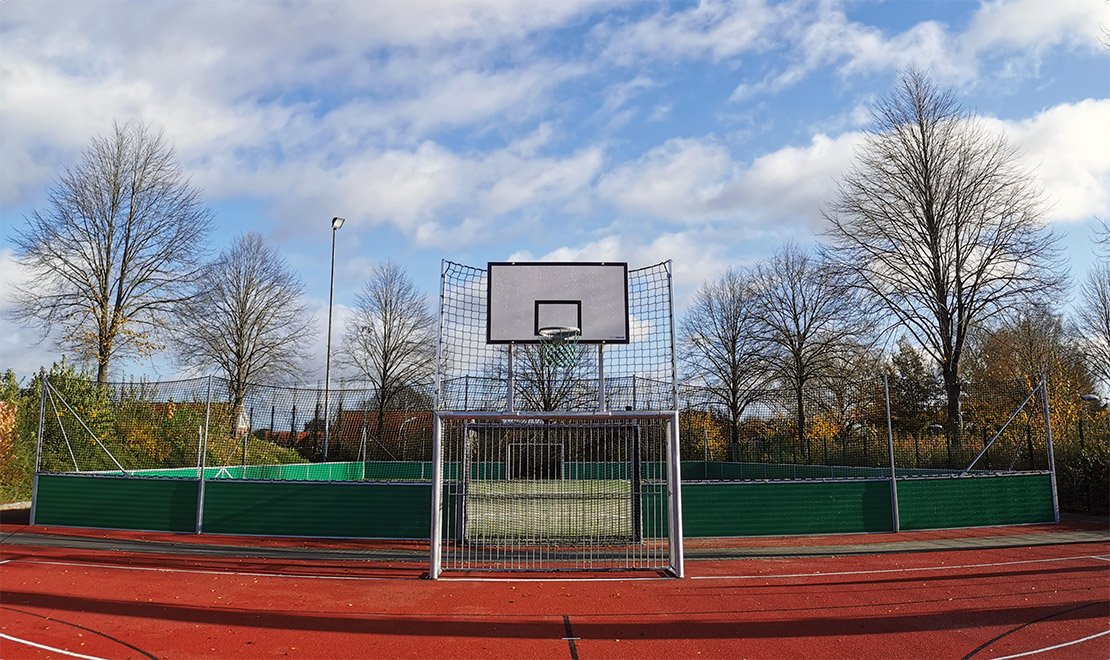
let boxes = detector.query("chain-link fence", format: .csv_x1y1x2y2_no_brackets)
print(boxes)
38,372,1102,513
676,376,1067,481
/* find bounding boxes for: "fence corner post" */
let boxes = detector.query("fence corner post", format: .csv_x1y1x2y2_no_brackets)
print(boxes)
884,375,900,533
196,374,213,534
1039,375,1060,524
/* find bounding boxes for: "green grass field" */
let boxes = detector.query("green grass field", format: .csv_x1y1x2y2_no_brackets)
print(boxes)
462,479,635,542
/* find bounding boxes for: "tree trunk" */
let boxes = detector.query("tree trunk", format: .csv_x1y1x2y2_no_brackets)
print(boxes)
795,386,806,464
942,369,961,468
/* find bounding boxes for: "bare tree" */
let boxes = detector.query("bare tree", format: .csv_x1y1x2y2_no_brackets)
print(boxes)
9,122,213,382
175,233,316,411
340,262,436,448
1078,220,1110,389
492,344,598,412
752,243,874,461
679,268,768,449
822,68,1065,438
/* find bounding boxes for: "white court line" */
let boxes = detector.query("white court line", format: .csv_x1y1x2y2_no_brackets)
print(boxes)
1090,555,1110,563
689,554,1109,581
1,558,405,582
985,629,1110,660
3,554,1107,584
0,632,113,660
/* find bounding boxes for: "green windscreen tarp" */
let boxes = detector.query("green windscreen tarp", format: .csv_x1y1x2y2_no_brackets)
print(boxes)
34,474,198,533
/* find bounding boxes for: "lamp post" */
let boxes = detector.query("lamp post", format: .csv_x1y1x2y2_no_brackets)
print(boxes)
324,216,345,462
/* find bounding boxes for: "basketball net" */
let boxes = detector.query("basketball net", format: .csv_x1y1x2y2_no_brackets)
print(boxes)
537,326,581,369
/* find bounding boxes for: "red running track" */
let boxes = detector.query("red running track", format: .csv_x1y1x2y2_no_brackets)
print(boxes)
1,528,1107,659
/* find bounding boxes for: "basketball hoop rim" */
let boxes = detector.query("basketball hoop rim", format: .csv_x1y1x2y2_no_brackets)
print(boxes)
537,325,581,342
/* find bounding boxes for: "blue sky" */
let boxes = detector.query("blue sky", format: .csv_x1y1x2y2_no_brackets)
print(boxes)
1,0,1108,383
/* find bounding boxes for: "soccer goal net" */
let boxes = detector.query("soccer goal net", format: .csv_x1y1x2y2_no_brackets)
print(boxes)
430,412,682,576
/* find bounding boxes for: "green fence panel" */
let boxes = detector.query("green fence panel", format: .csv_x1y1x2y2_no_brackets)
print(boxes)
201,481,431,538
681,480,893,537
897,474,1054,530
34,474,198,533
641,483,668,538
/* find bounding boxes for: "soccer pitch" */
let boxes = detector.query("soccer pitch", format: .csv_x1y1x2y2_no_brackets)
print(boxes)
463,479,636,542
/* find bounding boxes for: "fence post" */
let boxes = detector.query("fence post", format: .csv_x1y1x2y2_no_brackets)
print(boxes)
34,370,47,475
667,410,685,578
31,369,47,525
884,375,900,533
196,374,213,534
1039,375,1060,523
429,414,443,579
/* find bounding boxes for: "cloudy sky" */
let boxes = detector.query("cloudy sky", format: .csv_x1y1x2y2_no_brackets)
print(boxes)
1,0,1108,383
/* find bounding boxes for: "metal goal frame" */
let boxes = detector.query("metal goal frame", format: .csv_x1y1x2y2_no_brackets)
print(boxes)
430,410,684,578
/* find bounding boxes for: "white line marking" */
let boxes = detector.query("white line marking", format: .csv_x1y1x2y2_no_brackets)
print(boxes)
689,555,1109,581
985,629,1110,660
1090,555,1110,563
0,559,12,565
0,632,113,660
0,558,405,581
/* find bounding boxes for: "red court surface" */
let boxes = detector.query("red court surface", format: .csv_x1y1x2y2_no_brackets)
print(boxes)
1,521,1108,659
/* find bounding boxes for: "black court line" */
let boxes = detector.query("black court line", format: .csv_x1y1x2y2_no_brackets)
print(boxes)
1,605,160,659
961,601,1105,660
562,615,580,660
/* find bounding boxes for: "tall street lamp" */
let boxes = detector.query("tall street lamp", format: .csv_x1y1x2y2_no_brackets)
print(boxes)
324,216,345,462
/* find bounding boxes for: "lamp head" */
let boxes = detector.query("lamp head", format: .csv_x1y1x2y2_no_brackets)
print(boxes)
331,216,345,230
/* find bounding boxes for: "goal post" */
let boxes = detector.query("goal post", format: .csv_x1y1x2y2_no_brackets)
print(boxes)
430,411,683,577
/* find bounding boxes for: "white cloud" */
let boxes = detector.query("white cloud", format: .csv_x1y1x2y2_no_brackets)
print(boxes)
988,99,1110,224
599,0,794,65
598,132,861,228
598,138,735,221
0,250,69,379
727,0,1107,101
508,230,732,306
963,0,1108,55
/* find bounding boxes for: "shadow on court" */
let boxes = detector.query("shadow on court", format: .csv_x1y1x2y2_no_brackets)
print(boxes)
0,588,1106,640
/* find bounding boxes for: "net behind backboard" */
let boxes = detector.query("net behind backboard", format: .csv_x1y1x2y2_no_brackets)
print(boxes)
436,260,677,413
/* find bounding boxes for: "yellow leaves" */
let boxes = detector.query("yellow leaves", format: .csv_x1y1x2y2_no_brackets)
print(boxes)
808,414,843,446
126,423,171,462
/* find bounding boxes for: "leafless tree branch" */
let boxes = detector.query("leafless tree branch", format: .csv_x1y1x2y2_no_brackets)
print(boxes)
8,121,213,382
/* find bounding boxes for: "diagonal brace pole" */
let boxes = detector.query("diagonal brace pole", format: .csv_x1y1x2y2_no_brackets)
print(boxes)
960,381,1041,476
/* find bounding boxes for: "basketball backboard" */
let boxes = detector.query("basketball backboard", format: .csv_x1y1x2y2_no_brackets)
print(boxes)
486,262,629,344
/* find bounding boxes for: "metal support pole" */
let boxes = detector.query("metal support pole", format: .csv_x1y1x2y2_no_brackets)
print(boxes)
1039,375,1060,523
506,345,515,413
597,345,606,412
324,219,343,462
34,369,46,474
31,369,47,525
884,375,900,533
666,411,685,578
197,375,212,534
666,260,679,411
434,260,446,411
429,414,444,578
